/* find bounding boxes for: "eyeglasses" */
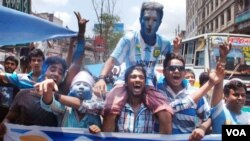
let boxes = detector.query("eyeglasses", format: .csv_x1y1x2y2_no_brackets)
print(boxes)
165,65,185,71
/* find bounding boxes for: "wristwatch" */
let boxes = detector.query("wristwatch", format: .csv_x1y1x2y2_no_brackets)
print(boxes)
98,75,106,81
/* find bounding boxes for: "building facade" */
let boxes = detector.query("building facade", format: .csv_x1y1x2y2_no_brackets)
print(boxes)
186,0,250,38
235,0,250,34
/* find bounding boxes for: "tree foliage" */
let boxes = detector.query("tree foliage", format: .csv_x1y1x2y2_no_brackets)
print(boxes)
91,0,123,59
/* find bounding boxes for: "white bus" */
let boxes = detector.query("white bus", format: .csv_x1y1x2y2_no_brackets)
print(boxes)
179,33,250,105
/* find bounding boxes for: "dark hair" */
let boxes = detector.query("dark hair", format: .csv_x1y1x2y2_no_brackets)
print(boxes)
124,65,146,83
140,1,164,21
199,72,209,87
163,53,185,70
185,69,195,78
40,56,68,80
4,56,18,66
223,79,247,97
28,48,45,62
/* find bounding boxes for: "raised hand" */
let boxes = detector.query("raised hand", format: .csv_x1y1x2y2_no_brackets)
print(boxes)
34,79,58,104
34,79,58,97
93,79,107,97
173,35,182,54
219,41,232,61
74,11,89,39
208,61,225,85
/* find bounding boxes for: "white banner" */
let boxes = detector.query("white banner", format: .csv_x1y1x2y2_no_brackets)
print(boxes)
4,123,221,141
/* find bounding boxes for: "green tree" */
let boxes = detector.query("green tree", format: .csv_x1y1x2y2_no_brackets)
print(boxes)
91,0,123,60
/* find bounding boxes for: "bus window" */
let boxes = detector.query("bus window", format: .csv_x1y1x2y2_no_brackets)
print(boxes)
181,44,185,56
195,51,204,66
211,47,244,70
226,57,235,70
185,42,195,64
181,33,250,102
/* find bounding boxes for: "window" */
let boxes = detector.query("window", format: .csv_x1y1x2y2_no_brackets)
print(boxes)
211,22,213,32
215,17,218,29
246,0,250,7
215,0,218,7
221,14,224,26
195,51,205,66
206,24,210,33
207,5,209,16
184,41,195,64
227,8,231,21
202,10,205,20
211,1,214,11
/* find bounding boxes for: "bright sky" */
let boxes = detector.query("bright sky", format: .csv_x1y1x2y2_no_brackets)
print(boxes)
32,0,186,40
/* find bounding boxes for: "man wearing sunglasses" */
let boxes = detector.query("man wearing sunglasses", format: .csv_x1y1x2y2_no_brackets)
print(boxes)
157,51,227,140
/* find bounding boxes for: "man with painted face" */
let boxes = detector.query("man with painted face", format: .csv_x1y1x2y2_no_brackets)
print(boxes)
94,1,180,134
40,71,102,129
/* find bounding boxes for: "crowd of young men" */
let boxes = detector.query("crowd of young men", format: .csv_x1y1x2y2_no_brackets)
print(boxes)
0,1,250,141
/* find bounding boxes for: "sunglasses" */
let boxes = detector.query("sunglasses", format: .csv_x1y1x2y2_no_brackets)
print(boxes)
165,65,185,71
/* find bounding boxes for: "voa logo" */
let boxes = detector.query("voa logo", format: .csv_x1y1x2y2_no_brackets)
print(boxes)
226,129,246,136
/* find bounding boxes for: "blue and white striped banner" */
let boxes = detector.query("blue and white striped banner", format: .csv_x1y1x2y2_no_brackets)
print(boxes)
4,123,221,141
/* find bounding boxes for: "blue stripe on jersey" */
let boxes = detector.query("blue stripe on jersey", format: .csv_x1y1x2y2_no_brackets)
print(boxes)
177,108,197,116
110,31,171,86
197,97,205,108
5,73,35,89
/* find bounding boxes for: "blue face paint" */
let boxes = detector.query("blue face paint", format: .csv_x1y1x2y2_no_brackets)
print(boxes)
68,81,92,100
140,9,161,45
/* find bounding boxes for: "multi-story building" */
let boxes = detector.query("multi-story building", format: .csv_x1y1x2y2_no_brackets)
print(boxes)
186,0,198,38
235,0,250,34
186,0,250,38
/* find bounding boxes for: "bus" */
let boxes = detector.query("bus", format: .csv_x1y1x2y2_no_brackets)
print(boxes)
180,33,250,105
154,33,250,105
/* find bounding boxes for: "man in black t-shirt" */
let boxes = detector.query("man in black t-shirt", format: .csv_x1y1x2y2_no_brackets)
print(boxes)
0,83,19,122
0,56,20,122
